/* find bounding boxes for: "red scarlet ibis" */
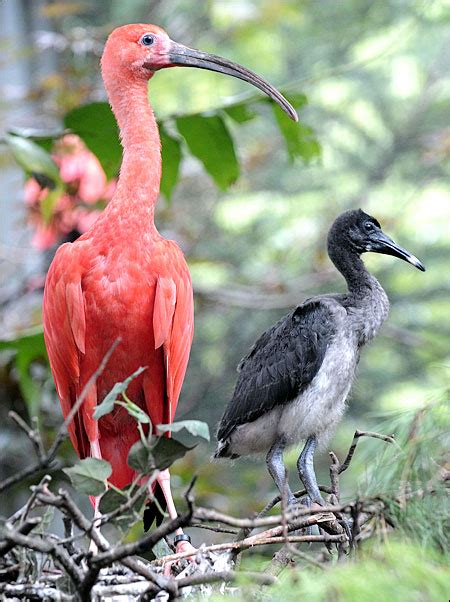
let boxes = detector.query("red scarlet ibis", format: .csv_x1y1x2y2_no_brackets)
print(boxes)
43,23,297,554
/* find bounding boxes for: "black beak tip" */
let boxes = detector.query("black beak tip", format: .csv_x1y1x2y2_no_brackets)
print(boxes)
410,256,426,272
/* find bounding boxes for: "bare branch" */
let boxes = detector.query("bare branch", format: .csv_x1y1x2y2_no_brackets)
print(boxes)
0,339,121,494
337,430,396,475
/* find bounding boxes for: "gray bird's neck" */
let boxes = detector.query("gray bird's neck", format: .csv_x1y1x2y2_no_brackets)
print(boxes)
330,246,390,346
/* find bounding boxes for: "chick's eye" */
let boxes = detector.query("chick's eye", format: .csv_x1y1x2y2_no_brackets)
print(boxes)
140,34,155,46
364,222,375,232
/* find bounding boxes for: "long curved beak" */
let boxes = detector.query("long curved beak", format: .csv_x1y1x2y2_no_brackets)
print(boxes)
368,231,425,271
167,41,298,122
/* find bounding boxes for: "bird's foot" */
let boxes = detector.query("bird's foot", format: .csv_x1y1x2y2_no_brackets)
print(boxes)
337,514,353,544
163,537,197,577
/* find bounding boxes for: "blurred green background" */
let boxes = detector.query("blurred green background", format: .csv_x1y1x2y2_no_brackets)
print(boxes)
0,1,448,598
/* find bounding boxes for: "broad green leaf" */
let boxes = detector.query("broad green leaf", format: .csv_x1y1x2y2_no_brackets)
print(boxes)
5,133,60,182
63,458,112,497
93,366,147,420
176,114,239,190
159,125,182,201
152,437,196,471
157,420,210,442
272,102,321,162
0,328,47,417
224,103,257,123
99,486,147,517
127,440,155,474
64,102,122,179
98,488,127,513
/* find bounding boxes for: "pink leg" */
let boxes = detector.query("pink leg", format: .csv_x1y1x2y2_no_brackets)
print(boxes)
156,469,197,558
89,439,103,554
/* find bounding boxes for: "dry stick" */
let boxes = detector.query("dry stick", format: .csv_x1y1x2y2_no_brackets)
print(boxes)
35,487,172,595
337,430,396,476
8,412,46,462
0,517,41,555
155,528,345,566
1,526,83,585
99,471,157,526
193,503,352,531
235,484,335,546
259,485,333,519
89,511,191,569
190,522,238,534
0,583,73,601
0,339,121,494
329,429,396,543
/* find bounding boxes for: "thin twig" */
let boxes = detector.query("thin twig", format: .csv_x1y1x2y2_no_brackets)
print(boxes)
154,533,346,565
338,430,396,475
0,340,121,494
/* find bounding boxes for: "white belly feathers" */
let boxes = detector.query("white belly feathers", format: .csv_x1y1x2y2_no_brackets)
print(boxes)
227,332,358,457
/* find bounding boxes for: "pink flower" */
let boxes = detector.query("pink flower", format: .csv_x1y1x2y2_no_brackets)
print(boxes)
24,134,117,250
32,223,58,250
24,178,47,206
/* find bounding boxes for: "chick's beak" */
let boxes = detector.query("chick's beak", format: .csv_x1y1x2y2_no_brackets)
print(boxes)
166,41,298,122
367,230,425,272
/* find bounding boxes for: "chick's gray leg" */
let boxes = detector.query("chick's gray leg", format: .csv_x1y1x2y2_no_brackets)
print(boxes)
266,437,296,507
297,435,325,506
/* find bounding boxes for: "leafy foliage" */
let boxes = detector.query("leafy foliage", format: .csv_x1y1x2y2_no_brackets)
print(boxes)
64,102,122,180
7,92,318,207
93,366,147,420
227,541,449,602
63,457,112,496
0,329,47,417
157,419,210,441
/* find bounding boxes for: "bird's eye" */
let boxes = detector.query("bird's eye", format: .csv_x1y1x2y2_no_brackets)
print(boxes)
140,34,155,46
364,222,375,232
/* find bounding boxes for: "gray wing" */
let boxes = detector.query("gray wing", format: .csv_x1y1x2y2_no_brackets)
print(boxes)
217,299,338,441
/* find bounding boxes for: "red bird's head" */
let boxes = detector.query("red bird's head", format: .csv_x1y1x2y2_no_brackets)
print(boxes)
101,23,297,121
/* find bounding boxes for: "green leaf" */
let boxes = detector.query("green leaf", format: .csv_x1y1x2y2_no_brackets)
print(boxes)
99,486,147,516
272,102,321,162
0,328,47,417
93,366,147,420
152,437,196,471
157,420,210,442
63,458,112,497
40,183,65,224
64,102,122,179
224,103,257,123
98,488,127,513
127,440,155,474
176,114,239,190
5,133,60,182
118,399,151,424
159,125,182,201
270,93,320,163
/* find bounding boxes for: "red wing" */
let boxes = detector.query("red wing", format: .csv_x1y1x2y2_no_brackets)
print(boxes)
43,243,90,457
152,269,194,426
